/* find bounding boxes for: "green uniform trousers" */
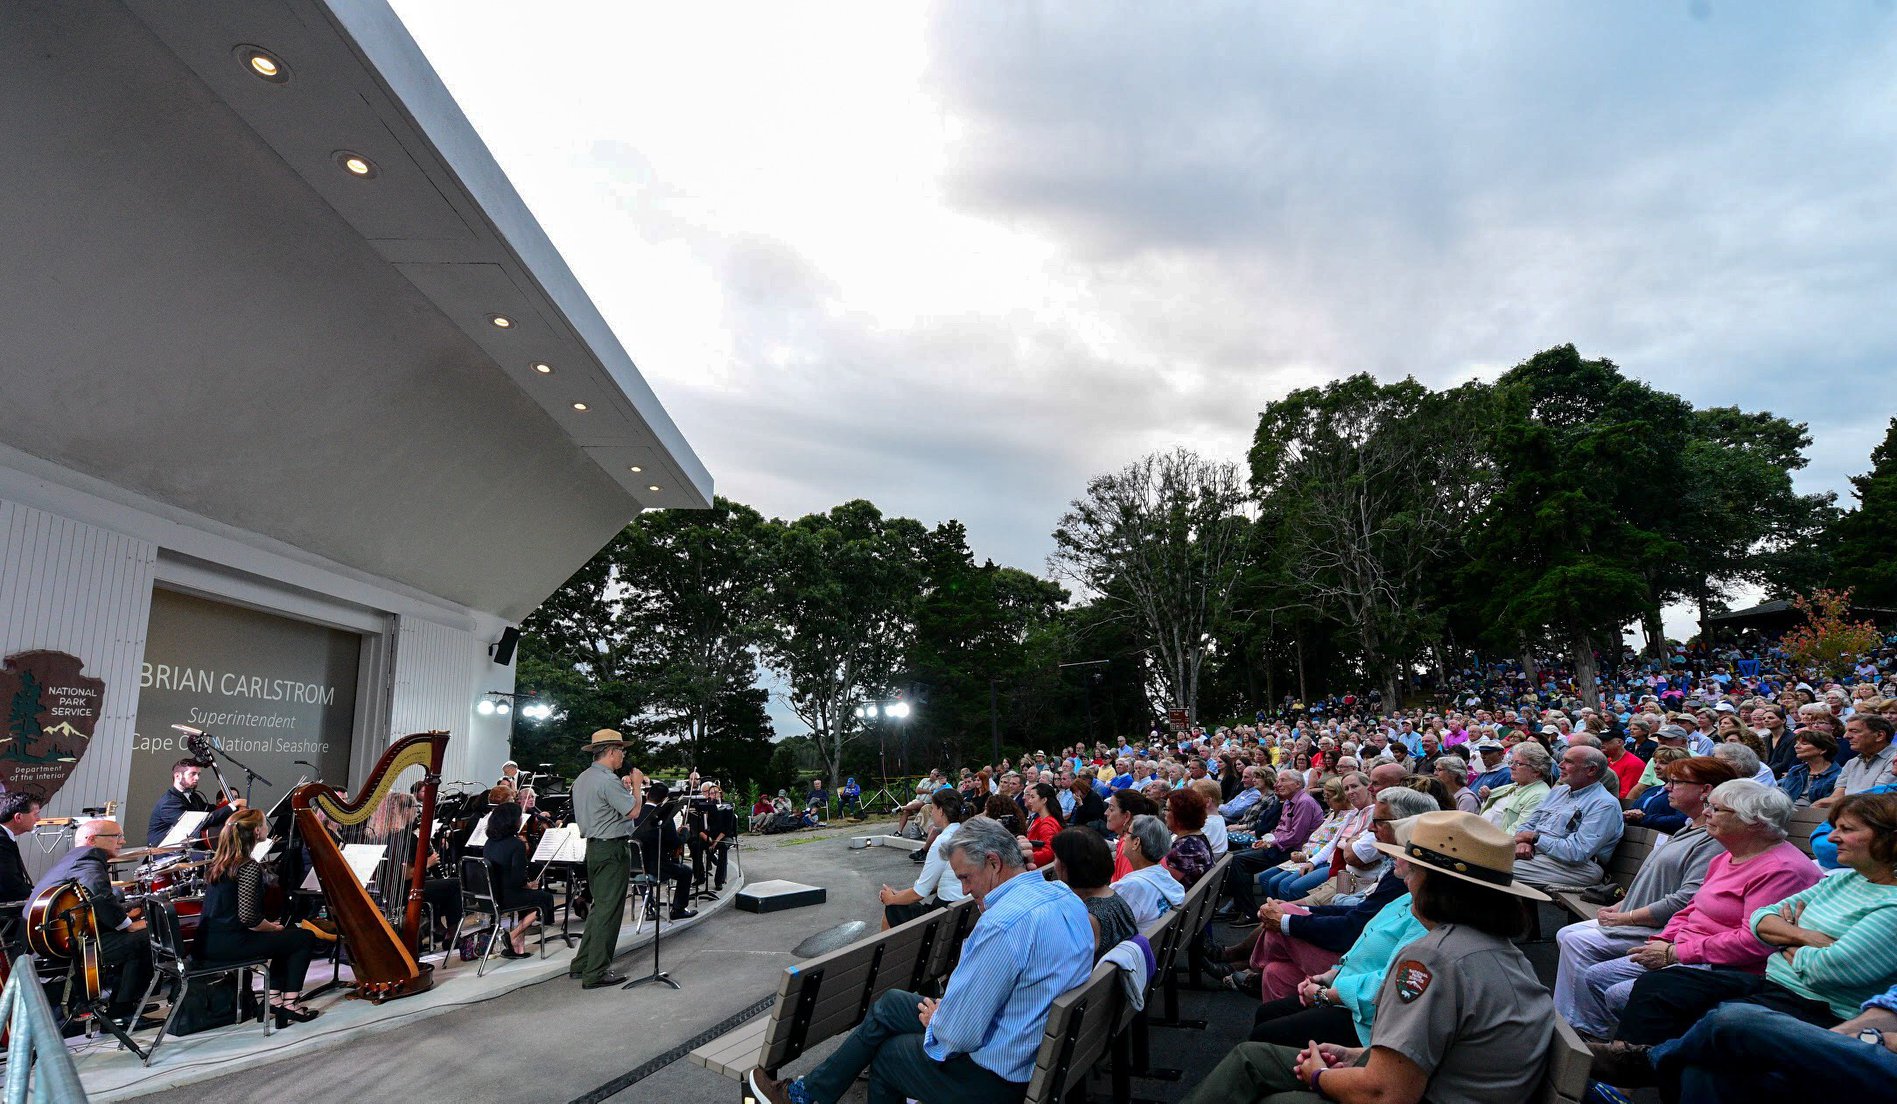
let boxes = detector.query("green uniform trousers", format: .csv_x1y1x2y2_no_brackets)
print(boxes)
1181,1041,1325,1104
573,836,630,983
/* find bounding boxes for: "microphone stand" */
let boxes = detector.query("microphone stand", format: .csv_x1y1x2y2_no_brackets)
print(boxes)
622,839,679,992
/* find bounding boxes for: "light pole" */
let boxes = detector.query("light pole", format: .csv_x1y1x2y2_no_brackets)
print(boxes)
854,699,914,814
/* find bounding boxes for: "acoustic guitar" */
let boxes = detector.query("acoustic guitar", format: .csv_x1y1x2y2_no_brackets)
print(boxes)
26,880,104,1001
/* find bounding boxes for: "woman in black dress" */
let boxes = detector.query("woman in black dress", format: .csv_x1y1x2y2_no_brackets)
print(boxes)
482,801,555,958
203,809,322,1026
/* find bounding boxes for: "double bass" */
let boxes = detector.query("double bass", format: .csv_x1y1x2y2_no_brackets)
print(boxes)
291,731,448,1003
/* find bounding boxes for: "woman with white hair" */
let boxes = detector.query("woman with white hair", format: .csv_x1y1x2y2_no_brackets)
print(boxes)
1714,741,1777,787
1479,742,1553,832
1433,755,1481,814
1567,778,1821,1039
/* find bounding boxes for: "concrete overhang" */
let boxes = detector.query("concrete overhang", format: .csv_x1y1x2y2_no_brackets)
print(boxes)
0,0,711,623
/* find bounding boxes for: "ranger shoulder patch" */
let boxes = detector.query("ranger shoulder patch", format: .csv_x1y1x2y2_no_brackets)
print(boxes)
1395,958,1433,1003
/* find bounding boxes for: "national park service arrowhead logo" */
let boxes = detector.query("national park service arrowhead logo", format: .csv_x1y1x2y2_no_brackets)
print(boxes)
1394,958,1433,1003
0,650,105,801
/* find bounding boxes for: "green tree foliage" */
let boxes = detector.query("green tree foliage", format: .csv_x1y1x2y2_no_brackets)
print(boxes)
1661,407,1836,633
1828,416,1897,607
1050,448,1255,722
757,500,927,791
905,519,1068,768
1459,345,1693,706
1250,375,1494,705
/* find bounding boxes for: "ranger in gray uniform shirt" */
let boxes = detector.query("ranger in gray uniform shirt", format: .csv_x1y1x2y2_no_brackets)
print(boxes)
569,729,645,988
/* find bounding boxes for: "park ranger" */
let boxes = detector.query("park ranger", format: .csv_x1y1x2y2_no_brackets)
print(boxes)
569,729,644,989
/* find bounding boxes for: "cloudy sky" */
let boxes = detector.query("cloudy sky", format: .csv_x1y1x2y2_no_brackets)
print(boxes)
391,1,1896,611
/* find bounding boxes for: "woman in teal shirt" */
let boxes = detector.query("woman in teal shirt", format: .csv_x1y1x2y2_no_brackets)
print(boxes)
1246,823,1428,1047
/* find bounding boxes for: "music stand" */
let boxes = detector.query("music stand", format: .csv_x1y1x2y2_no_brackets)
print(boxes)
622,840,678,991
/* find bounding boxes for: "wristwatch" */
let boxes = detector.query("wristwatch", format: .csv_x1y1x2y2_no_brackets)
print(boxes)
1856,1027,1885,1047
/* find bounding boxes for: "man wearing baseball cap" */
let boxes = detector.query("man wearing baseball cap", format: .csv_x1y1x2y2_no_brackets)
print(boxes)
569,729,645,988
1470,737,1512,795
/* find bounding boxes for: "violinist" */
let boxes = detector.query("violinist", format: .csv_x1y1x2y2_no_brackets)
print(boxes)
515,787,554,847
147,758,242,847
202,809,322,1026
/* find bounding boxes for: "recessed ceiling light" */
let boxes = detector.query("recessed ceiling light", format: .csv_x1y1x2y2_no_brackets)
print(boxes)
647,485,661,493
237,46,290,84
571,402,588,411
489,314,513,329
532,362,553,374
628,465,643,473
334,151,378,178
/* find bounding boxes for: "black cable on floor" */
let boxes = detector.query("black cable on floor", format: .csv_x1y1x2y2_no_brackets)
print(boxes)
566,993,777,1104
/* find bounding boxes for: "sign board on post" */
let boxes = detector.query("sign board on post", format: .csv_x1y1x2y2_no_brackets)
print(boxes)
1167,708,1190,731
0,650,105,801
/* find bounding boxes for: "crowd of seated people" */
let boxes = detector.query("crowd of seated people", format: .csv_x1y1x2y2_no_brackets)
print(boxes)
791,631,1897,1104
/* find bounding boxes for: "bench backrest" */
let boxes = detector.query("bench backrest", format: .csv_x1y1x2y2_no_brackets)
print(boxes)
759,905,948,1070
1604,826,1663,889
1540,1012,1592,1104
1788,804,1828,860
1021,960,1123,1104
921,898,979,987
1116,910,1178,1031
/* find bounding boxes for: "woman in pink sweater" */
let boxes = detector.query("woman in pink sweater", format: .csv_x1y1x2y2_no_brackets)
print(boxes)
1567,779,1822,1037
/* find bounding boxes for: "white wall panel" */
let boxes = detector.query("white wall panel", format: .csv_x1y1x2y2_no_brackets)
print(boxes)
388,614,512,789
0,496,157,825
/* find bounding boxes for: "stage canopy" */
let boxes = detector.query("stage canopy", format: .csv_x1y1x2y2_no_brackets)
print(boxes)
0,0,710,622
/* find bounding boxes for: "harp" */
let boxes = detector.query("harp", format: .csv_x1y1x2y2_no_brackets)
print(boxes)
291,731,449,1002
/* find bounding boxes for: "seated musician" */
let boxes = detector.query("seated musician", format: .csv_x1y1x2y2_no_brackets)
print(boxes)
31,819,153,1026
1,793,42,953
497,760,521,787
203,809,322,1026
481,802,554,959
366,792,462,944
631,783,697,921
147,758,241,847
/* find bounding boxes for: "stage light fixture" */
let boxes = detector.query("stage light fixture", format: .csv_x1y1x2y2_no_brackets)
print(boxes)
489,314,514,329
533,362,553,374
476,698,497,715
495,700,512,716
628,465,642,473
572,402,588,411
647,484,661,493
335,152,378,178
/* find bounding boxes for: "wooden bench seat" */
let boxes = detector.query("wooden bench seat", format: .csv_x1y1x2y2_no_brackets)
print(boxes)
687,898,974,1086
1789,804,1828,860
1541,1012,1592,1104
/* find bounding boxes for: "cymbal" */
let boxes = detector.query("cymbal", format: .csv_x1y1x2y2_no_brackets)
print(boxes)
109,846,181,863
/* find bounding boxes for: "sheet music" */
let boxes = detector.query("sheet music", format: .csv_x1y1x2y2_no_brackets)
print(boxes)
160,811,210,848
531,824,583,863
300,842,386,891
250,839,275,862
466,813,491,850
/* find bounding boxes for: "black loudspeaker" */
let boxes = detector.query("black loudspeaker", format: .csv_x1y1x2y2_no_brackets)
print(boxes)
492,626,521,666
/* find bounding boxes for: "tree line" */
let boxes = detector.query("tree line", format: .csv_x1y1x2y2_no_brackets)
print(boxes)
515,342,1897,790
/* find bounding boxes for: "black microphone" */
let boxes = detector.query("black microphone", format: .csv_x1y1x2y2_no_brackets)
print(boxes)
294,760,317,769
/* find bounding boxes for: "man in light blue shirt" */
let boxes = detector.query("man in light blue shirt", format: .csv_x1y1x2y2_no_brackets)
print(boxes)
749,816,1093,1104
1218,766,1267,820
1512,746,1624,889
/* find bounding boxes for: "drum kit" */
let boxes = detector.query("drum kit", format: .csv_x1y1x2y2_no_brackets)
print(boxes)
110,845,210,946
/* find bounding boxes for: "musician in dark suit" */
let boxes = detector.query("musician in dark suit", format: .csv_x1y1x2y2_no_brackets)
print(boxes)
147,757,245,847
632,783,697,920
0,793,40,903
688,782,736,892
0,793,41,955
31,819,153,1024
481,801,554,958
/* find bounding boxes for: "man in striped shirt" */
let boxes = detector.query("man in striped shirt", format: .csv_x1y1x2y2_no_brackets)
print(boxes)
749,816,1093,1104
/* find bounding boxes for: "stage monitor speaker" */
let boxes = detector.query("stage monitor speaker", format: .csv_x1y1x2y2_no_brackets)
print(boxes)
492,626,521,666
